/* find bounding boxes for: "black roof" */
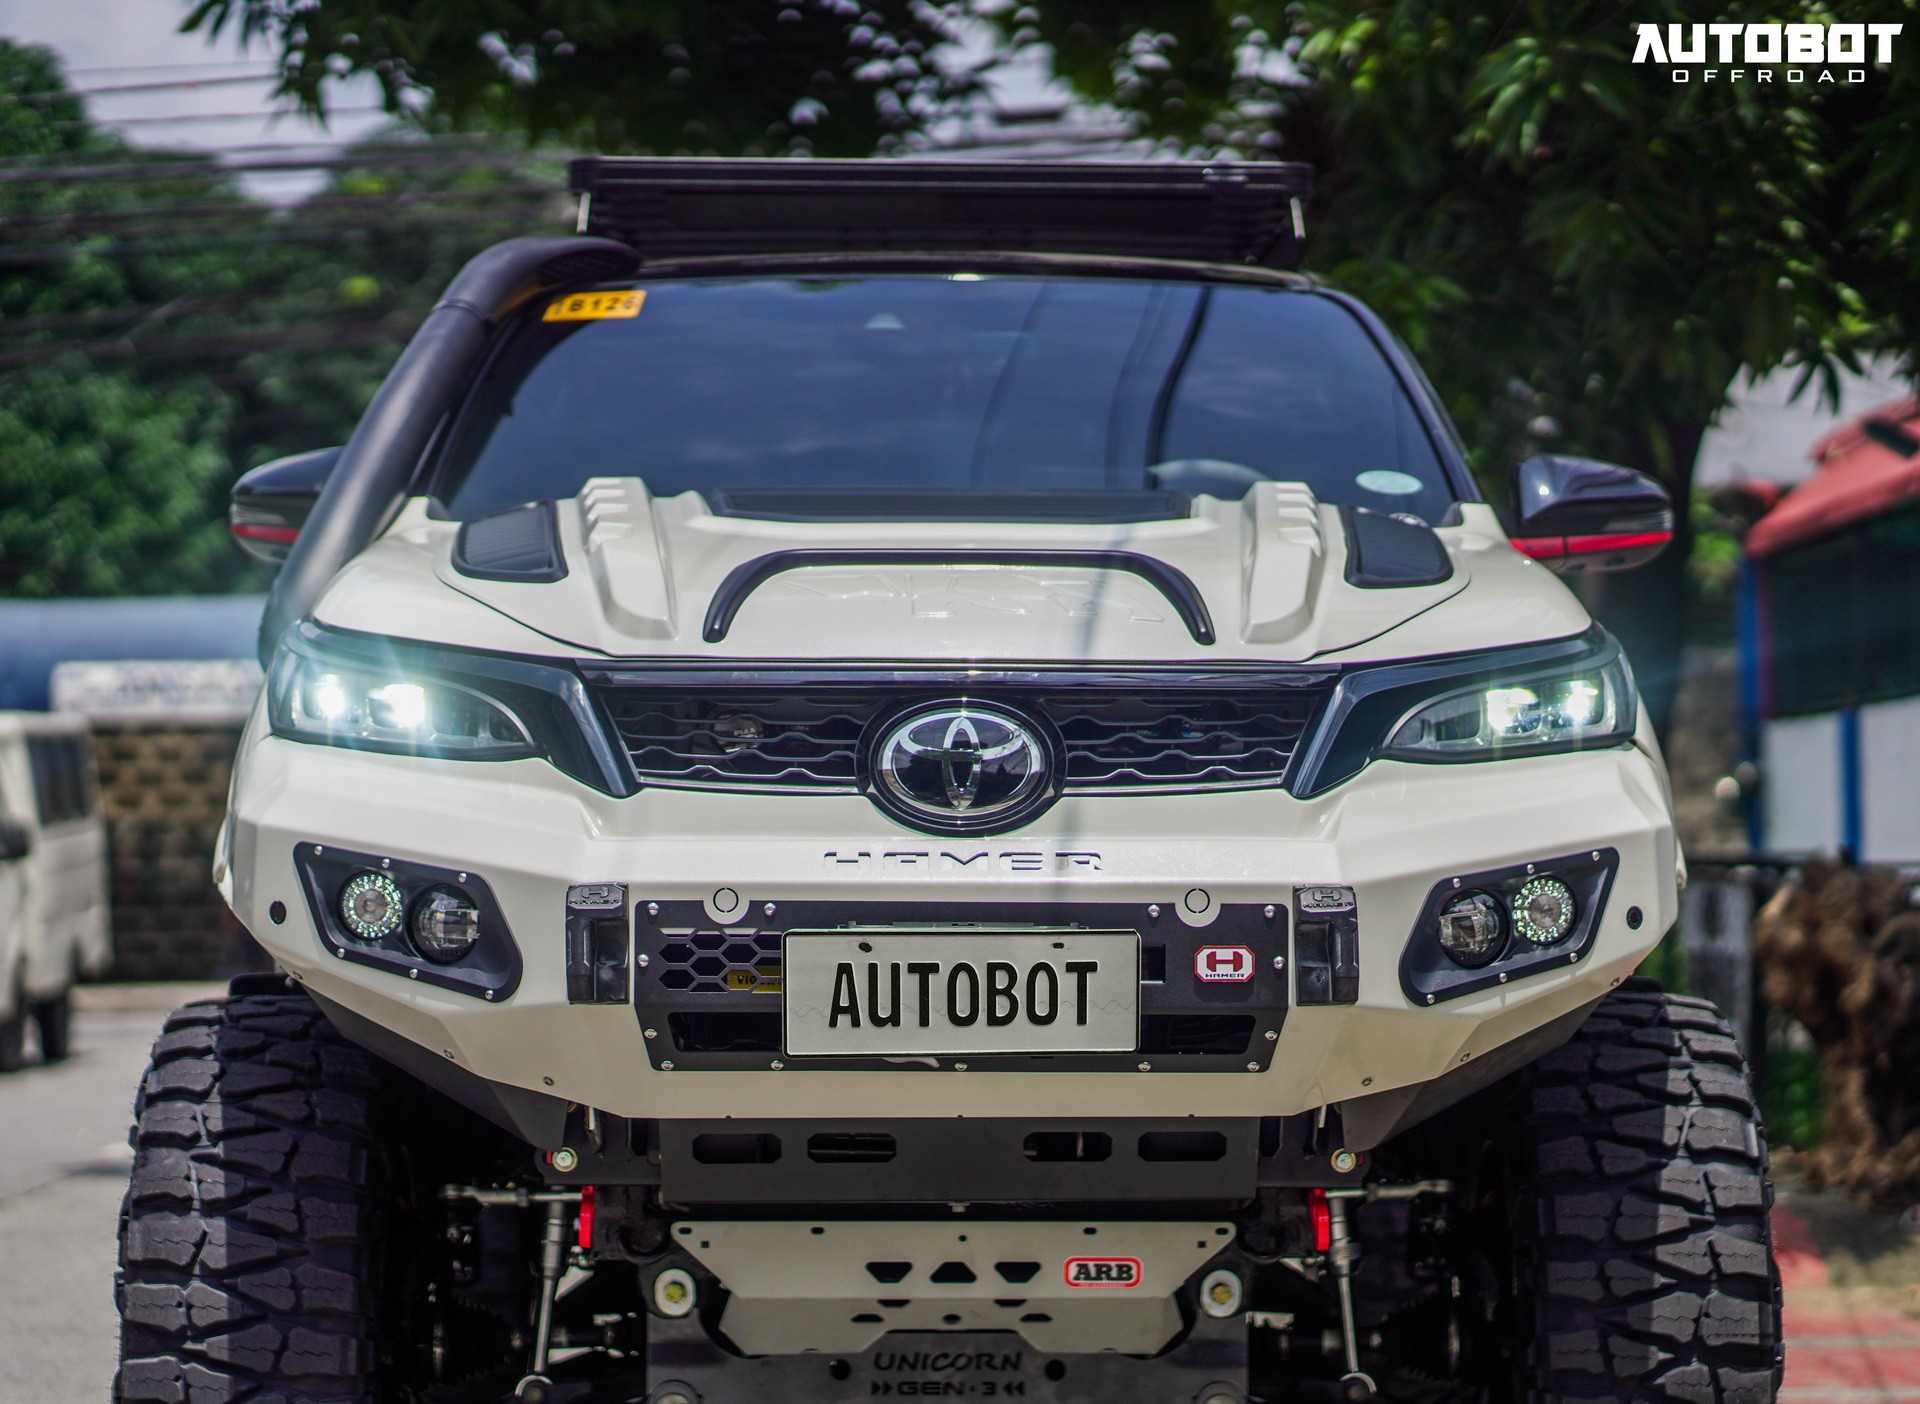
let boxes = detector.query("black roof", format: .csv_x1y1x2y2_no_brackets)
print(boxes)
568,157,1314,269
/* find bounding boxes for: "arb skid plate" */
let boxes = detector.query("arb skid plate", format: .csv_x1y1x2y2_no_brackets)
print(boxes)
646,1316,1246,1402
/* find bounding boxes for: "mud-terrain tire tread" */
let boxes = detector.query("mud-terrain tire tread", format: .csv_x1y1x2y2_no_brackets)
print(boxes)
114,990,380,1404
1515,978,1783,1403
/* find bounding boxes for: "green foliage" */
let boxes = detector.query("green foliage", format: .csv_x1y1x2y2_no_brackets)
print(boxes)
998,1,1918,731
0,38,577,595
1759,1031,1825,1151
0,361,237,596
181,0,975,156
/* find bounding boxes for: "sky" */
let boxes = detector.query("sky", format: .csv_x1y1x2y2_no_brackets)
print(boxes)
3,0,392,201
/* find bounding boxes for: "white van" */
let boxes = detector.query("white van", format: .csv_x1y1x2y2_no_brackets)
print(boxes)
0,713,110,1068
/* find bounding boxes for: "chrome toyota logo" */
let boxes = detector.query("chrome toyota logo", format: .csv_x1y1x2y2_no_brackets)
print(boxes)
870,704,1053,833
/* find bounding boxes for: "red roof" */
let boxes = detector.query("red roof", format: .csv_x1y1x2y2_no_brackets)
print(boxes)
1747,394,1920,557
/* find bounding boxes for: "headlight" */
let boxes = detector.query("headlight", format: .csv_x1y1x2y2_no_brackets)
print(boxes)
270,644,534,759
1382,655,1635,759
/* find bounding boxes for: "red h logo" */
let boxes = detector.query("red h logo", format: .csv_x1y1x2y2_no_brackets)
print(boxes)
1194,945,1255,982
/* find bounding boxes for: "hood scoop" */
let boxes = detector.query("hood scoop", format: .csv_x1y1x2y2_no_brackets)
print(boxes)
452,501,567,583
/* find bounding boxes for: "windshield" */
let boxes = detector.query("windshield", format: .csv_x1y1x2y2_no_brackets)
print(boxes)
434,274,1458,523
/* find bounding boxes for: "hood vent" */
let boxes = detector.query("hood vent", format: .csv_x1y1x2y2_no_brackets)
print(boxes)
1339,506,1452,589
453,501,567,583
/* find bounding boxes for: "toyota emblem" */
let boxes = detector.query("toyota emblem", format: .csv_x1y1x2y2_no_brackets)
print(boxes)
869,703,1055,833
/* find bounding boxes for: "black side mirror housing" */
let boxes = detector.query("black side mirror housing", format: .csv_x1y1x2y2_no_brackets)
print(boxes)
1509,455,1674,573
0,819,33,861
230,447,341,565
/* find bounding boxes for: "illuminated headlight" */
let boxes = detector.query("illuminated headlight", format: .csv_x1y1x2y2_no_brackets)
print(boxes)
1512,876,1576,945
269,649,533,759
339,871,404,941
1384,656,1635,758
1435,891,1506,968
410,886,482,963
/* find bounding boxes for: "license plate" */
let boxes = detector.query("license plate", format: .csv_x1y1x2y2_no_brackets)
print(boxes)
782,929,1140,1057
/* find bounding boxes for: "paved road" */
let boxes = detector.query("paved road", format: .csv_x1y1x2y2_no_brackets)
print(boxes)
1,988,1915,1403
0,986,216,1404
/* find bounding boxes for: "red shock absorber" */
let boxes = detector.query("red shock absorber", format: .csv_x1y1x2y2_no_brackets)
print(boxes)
1308,1187,1332,1253
577,1184,597,1252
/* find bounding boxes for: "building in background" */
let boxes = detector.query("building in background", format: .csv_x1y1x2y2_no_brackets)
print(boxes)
1741,400,1920,862
0,595,264,978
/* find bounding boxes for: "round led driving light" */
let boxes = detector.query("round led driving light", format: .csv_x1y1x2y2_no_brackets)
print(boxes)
1436,891,1506,968
1512,876,1576,946
410,886,481,964
339,871,403,942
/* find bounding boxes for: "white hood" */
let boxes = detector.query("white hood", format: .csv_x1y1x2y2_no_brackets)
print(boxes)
312,483,1590,664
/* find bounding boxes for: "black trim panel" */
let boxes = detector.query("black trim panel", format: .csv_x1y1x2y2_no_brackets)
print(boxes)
634,897,1287,1073
294,841,523,1001
1397,848,1618,1006
701,549,1217,646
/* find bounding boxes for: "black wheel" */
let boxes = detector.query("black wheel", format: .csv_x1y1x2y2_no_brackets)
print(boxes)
0,966,27,1073
1496,979,1782,1403
34,984,73,1062
115,986,383,1403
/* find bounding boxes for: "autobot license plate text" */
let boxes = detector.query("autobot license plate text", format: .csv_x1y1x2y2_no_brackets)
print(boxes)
782,930,1139,1057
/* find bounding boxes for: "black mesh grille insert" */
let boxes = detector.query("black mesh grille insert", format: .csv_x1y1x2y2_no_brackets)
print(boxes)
589,679,1332,793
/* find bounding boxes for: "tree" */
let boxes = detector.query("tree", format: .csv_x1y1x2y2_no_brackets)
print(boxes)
997,2,1917,735
182,0,975,156
0,41,571,593
0,40,263,595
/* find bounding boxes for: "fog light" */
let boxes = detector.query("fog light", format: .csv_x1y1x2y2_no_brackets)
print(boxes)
410,886,481,963
1512,876,1576,945
339,871,403,941
1436,890,1505,968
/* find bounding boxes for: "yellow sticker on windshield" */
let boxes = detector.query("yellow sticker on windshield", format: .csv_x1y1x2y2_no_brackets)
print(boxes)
543,290,645,322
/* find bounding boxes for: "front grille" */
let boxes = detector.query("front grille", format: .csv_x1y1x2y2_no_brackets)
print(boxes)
587,674,1334,794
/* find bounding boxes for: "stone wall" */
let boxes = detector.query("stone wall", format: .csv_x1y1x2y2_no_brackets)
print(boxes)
88,723,265,980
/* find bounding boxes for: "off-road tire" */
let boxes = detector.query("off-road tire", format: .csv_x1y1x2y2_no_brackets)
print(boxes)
1506,979,1783,1403
34,985,73,1062
115,985,382,1404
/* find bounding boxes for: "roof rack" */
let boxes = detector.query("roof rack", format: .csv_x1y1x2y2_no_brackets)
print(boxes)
567,157,1314,269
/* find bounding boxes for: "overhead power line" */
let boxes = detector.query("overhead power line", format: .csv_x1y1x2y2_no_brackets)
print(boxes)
0,149,542,184
0,181,561,233
0,210,568,263
31,105,391,133
0,316,428,370
1,72,290,105
62,60,281,77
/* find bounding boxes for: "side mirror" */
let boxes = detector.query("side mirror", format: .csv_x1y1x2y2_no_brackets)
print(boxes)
1508,455,1674,573
230,447,341,565
0,820,33,861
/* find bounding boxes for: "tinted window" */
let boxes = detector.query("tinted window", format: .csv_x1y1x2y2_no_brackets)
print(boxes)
435,276,1456,523
27,734,92,826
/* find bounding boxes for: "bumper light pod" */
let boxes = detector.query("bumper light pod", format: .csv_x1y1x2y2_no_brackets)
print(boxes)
410,886,482,963
1435,891,1505,968
1512,876,1576,945
339,871,404,941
